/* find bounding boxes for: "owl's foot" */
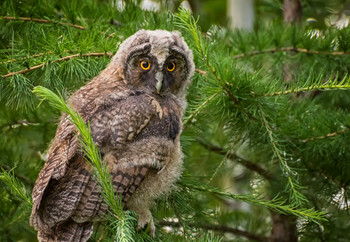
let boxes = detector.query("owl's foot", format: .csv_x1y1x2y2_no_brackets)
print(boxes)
137,212,155,237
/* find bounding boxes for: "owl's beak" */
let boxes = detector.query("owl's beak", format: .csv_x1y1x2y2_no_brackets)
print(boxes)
155,72,163,94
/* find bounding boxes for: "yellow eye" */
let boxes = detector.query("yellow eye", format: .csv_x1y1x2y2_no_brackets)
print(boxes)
167,62,175,72
140,60,151,70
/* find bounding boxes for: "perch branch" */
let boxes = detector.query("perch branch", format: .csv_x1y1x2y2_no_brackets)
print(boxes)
233,47,350,59
1,50,71,64
2,52,113,78
158,220,268,242
299,128,350,143
196,137,275,181
0,16,86,30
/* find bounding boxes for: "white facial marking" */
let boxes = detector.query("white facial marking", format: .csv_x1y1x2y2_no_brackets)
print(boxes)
149,30,174,68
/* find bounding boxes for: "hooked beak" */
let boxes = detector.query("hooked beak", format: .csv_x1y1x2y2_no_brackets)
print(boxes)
155,71,163,94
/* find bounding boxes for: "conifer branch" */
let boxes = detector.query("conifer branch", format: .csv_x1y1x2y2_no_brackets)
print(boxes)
0,16,86,30
1,52,50,64
233,47,350,59
175,8,261,123
0,164,34,186
158,220,268,242
2,52,113,78
183,90,221,128
258,106,308,206
0,168,32,207
196,137,275,181
299,128,350,143
195,68,208,76
0,50,70,64
305,162,343,188
182,183,326,223
265,84,350,96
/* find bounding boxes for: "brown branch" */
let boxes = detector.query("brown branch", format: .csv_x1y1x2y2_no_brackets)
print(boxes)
0,16,86,30
299,128,350,143
2,52,114,78
0,50,71,64
195,68,208,76
196,137,275,181
1,52,51,64
233,47,350,59
158,220,268,242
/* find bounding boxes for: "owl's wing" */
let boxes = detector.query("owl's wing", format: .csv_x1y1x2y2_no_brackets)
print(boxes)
30,91,161,230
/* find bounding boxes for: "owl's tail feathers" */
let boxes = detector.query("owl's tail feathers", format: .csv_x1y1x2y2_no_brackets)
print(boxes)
37,220,93,242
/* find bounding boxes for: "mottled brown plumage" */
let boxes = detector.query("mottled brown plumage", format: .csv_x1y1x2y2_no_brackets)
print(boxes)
30,30,194,241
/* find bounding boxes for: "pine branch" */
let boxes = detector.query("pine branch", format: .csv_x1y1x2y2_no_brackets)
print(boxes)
2,52,113,78
183,90,221,128
158,220,268,242
0,119,40,129
307,164,343,189
0,16,86,30
299,128,350,143
194,68,208,76
258,105,308,206
182,182,327,223
0,164,34,186
265,84,350,96
0,167,32,207
175,8,259,122
233,47,350,59
196,137,275,181
0,50,70,64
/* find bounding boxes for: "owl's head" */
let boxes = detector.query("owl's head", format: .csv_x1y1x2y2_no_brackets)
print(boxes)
111,30,194,97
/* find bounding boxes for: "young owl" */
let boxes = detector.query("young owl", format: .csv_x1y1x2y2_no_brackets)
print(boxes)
30,29,194,241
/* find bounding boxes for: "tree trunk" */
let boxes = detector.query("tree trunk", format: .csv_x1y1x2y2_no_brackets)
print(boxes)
227,0,254,31
269,213,298,242
283,0,302,23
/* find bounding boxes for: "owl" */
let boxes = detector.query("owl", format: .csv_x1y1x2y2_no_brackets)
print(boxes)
30,29,194,241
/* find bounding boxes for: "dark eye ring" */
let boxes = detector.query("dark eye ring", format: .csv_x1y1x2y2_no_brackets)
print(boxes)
140,60,151,70
167,62,175,72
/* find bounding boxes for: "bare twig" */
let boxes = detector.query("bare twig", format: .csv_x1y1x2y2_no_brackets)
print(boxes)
158,220,268,242
233,47,350,59
299,128,350,143
1,16,86,30
265,84,350,97
195,68,208,76
1,52,52,64
2,52,114,78
0,50,71,64
196,137,275,181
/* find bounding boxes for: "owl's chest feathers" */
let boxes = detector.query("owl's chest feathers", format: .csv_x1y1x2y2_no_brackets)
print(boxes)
91,92,183,152
136,99,181,142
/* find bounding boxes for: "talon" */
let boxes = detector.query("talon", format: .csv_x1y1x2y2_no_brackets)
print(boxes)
137,218,155,237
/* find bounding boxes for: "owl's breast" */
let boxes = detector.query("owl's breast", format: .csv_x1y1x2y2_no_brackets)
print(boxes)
136,104,181,142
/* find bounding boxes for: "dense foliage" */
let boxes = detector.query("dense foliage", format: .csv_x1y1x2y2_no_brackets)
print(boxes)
1,0,350,241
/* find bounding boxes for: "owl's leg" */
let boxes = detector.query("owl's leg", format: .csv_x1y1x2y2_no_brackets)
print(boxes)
133,207,155,237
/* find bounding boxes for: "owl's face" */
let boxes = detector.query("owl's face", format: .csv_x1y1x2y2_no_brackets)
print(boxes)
112,30,194,97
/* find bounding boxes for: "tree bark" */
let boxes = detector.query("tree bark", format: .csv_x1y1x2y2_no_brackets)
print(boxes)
269,213,298,242
283,0,302,23
227,0,254,31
